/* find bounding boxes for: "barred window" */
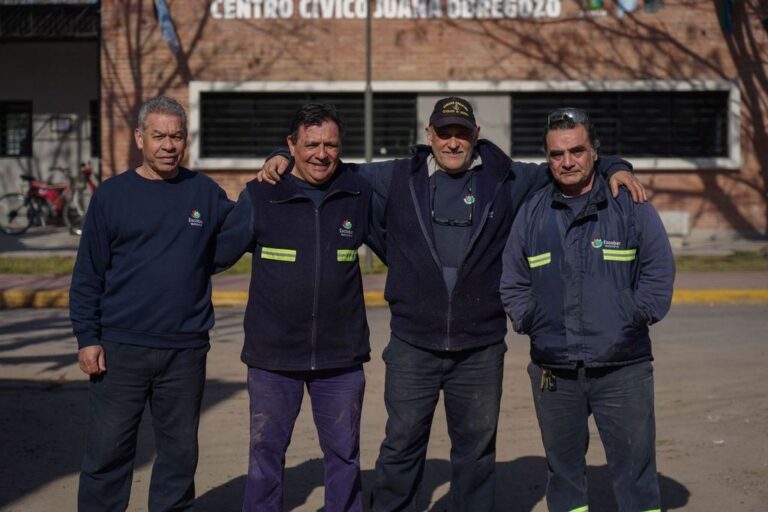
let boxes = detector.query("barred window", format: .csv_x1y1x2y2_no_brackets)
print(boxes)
200,92,417,159
0,4,99,40
510,91,729,158
0,102,32,157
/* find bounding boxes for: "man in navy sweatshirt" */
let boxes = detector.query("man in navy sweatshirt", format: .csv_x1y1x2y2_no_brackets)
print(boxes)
70,96,232,511
214,104,383,512
500,108,674,512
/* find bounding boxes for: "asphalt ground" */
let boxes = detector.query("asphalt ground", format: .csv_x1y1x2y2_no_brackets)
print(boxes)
1,304,766,511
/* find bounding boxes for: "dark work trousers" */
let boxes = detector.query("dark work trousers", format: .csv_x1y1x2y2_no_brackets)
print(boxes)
78,341,209,512
528,360,661,512
371,337,506,512
244,365,366,512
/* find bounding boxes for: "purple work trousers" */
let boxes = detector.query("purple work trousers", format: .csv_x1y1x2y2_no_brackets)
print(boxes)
243,365,365,512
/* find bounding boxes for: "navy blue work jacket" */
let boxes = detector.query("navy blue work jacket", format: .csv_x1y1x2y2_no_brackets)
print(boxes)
500,175,675,368
214,166,372,371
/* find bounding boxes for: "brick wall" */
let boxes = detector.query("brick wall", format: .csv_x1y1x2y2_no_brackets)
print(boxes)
101,0,768,236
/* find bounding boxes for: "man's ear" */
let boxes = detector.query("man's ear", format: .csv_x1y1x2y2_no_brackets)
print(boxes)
134,128,144,150
286,135,296,157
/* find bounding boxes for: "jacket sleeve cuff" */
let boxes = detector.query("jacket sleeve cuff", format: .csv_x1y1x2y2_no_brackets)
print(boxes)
76,332,101,350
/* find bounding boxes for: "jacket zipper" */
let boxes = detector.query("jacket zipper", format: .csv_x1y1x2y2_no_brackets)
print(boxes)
310,207,321,370
444,177,505,351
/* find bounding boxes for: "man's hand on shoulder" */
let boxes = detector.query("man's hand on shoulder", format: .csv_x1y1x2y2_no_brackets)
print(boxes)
256,155,290,184
609,170,648,203
78,345,106,375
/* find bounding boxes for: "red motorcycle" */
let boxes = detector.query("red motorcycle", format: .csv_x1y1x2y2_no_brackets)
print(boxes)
0,163,99,235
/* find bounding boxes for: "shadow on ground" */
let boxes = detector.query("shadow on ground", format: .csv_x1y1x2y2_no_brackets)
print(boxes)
195,458,689,511
0,378,245,509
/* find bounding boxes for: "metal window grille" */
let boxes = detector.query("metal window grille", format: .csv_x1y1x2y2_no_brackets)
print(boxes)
0,102,33,157
511,91,729,158
200,92,417,159
0,4,99,41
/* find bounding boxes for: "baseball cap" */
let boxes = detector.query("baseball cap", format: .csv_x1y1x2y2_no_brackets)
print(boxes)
429,96,477,130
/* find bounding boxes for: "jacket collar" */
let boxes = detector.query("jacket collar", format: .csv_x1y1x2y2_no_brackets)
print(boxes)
549,173,609,218
409,139,511,184
408,139,512,247
266,163,361,203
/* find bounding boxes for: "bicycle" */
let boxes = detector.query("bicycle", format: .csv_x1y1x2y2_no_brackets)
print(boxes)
63,163,100,236
0,163,99,236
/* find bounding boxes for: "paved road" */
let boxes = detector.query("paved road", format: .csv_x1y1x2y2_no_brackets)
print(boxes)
1,304,766,511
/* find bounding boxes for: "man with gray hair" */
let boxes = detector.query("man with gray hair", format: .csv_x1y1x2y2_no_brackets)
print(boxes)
70,95,232,511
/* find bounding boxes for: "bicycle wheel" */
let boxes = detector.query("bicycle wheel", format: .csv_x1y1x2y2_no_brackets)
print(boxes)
0,193,32,235
63,187,91,235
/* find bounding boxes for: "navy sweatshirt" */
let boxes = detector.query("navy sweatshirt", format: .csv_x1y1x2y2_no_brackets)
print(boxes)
70,168,233,349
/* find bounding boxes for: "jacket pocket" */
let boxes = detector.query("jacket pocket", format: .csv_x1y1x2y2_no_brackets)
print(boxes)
618,288,646,328
517,296,539,334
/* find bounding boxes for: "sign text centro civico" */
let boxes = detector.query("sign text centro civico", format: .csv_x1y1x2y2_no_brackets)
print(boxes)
210,0,562,19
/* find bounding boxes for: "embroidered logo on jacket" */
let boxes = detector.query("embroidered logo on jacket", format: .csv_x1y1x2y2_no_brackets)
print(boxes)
339,219,354,238
188,209,203,227
592,238,622,249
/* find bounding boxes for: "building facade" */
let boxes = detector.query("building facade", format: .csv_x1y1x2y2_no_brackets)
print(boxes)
6,0,766,240
0,2,99,192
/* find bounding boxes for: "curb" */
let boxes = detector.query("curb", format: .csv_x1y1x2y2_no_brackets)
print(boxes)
0,289,392,309
671,289,768,304
1,289,767,310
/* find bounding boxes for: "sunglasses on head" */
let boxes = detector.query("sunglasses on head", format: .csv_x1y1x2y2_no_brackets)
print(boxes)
547,107,589,127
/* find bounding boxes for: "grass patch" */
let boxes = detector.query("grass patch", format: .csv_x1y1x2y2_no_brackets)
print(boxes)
0,250,766,275
0,255,76,275
675,250,768,272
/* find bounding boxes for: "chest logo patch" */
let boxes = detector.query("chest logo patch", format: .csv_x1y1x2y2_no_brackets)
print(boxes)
339,218,354,238
592,237,622,249
463,194,476,205
188,209,203,227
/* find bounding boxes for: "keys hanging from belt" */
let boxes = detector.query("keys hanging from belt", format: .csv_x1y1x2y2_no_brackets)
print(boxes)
540,368,557,392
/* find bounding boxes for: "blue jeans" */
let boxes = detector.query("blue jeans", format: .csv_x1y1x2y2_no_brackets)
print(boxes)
244,365,365,512
528,361,660,512
78,341,209,512
371,338,506,512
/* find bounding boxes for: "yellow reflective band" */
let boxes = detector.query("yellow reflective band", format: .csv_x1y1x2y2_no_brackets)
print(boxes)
337,249,358,262
527,252,552,268
260,247,296,262
640,509,661,512
602,248,637,262
568,506,589,512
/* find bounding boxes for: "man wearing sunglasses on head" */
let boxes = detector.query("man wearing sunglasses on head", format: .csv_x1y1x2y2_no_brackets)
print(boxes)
500,107,674,512
258,97,646,512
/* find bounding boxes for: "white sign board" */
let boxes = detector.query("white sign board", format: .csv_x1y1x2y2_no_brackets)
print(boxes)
210,0,562,19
